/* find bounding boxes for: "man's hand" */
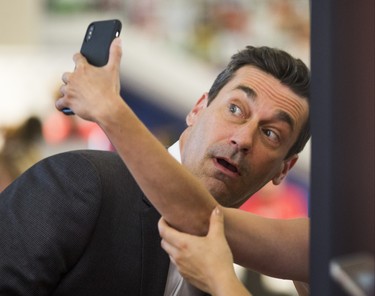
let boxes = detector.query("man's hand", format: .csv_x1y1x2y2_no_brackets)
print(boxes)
56,38,124,123
158,207,251,296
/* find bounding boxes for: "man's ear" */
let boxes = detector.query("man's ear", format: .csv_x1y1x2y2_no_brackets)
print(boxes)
272,155,299,185
186,93,209,126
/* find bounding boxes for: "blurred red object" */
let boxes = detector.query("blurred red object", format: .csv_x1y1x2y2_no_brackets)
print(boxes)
42,111,113,150
240,181,308,219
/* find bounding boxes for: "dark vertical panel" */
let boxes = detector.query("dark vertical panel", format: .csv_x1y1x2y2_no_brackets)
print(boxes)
310,0,374,295
310,0,335,294
331,0,374,255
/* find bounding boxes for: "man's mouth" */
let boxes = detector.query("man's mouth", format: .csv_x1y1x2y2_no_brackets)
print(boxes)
216,158,240,175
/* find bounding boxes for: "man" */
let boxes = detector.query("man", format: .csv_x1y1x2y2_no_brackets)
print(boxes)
0,38,310,295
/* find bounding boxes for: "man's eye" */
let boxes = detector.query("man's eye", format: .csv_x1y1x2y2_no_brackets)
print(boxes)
229,104,242,116
264,129,279,142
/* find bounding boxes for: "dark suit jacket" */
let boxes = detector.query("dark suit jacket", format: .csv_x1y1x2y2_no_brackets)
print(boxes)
0,150,170,295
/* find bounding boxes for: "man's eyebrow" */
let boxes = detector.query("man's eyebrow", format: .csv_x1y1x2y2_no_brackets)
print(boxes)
275,110,295,131
236,85,257,99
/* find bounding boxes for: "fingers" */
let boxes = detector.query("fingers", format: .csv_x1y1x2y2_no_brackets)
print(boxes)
55,84,70,111
57,53,88,112
56,71,71,111
157,217,167,237
107,38,122,69
158,218,179,263
208,206,225,238
158,208,224,247
160,239,177,265
73,52,88,68
61,72,71,84
159,218,195,242
158,217,192,251
55,95,66,111
158,217,183,243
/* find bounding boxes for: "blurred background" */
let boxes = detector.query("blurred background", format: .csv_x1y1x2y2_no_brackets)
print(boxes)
0,0,310,294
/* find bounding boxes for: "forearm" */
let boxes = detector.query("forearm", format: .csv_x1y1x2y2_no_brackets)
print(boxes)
97,97,216,234
210,272,252,296
224,208,309,282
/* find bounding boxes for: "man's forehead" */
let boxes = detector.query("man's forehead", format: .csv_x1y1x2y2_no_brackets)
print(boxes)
232,66,290,92
229,66,309,129
233,66,306,103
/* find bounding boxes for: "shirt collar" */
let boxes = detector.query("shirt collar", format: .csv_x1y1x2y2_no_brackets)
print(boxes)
168,141,181,163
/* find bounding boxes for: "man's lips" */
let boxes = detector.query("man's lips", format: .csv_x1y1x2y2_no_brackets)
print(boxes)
215,157,241,176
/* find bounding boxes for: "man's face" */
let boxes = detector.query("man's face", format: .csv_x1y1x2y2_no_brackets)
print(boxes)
180,66,309,208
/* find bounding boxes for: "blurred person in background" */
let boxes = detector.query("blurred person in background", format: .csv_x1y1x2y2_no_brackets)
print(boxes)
0,117,43,192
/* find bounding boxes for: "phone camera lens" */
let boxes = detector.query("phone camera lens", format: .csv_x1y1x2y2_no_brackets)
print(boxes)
86,25,95,41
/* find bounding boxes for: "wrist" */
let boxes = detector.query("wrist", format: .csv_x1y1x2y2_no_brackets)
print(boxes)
210,268,240,295
96,95,129,130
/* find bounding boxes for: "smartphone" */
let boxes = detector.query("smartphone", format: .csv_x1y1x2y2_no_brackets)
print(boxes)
80,19,122,67
62,19,122,115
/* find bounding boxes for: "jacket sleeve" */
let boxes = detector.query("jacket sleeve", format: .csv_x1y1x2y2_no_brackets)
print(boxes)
0,151,103,295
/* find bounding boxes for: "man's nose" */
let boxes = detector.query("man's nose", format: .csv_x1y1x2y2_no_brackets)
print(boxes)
230,121,257,154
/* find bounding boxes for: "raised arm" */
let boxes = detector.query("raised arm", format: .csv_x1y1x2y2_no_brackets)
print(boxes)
57,38,215,234
56,38,309,282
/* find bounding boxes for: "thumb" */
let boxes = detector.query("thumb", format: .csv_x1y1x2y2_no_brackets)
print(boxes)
207,206,225,238
107,37,122,68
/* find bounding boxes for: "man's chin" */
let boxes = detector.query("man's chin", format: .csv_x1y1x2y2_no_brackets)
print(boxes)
207,186,236,207
203,176,242,207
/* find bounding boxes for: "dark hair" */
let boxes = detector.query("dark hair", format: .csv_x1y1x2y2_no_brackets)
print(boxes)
207,46,311,159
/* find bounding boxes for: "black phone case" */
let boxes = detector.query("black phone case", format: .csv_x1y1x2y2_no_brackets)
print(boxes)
80,19,122,67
